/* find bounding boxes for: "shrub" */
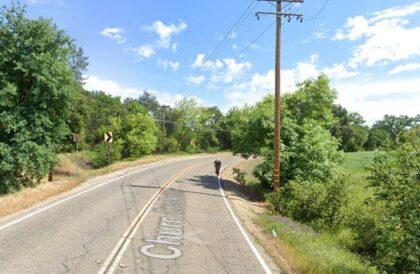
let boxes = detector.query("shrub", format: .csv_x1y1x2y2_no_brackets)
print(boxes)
348,139,419,273
253,154,273,188
89,140,123,168
232,167,246,190
266,177,348,230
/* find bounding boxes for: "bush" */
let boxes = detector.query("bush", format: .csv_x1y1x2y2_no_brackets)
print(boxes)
253,154,273,188
348,139,419,273
232,167,246,190
266,177,348,230
88,140,123,168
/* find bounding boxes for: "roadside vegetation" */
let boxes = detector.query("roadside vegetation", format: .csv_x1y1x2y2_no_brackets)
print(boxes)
1,2,419,273
0,3,232,195
227,75,419,273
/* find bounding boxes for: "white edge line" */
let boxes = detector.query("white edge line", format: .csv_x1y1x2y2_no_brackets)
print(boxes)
0,156,206,232
218,162,273,274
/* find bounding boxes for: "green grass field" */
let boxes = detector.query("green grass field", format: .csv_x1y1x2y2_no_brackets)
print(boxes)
342,151,376,202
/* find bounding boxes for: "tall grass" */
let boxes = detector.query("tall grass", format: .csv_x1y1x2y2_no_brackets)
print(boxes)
259,215,376,274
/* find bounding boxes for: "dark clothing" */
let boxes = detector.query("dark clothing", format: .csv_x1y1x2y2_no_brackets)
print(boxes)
214,159,221,175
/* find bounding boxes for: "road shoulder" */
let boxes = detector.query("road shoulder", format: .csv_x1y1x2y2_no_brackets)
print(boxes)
221,162,292,274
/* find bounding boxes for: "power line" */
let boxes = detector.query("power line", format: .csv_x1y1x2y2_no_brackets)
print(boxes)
179,0,258,94
183,2,298,99
184,19,276,99
236,20,275,57
303,0,328,22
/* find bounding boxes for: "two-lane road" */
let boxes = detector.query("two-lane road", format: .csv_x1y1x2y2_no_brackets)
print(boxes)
0,155,275,274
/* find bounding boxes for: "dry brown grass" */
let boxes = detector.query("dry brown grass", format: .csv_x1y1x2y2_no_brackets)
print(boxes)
0,152,221,218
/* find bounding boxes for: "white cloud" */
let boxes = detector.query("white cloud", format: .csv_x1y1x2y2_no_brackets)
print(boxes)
388,63,420,75
323,63,359,79
132,44,155,59
335,77,420,125
191,53,251,84
224,69,295,109
139,20,187,54
333,15,370,41
188,75,205,85
333,3,420,67
84,76,140,98
133,20,187,59
192,54,223,71
371,3,420,21
313,31,327,39
100,28,126,44
157,58,180,72
249,43,259,49
220,58,252,83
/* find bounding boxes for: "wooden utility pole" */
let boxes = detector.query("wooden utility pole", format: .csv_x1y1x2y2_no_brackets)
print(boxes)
256,0,303,191
161,105,170,154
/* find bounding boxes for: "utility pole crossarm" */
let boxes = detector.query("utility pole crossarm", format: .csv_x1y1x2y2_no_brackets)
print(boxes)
256,11,303,22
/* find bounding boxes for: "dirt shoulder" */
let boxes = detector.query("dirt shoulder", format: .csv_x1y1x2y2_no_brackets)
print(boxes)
221,161,293,274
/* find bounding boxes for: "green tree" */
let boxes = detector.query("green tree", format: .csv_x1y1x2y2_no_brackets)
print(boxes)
230,97,273,158
0,3,87,193
173,98,201,151
110,101,158,158
137,91,160,118
231,75,341,186
286,74,337,129
83,90,124,145
364,127,391,150
372,114,419,144
196,106,222,151
331,104,369,152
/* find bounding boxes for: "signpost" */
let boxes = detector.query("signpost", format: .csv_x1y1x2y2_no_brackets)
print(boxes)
72,133,81,175
104,132,113,166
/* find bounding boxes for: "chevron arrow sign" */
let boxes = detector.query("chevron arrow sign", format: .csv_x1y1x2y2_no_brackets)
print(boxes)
104,132,113,143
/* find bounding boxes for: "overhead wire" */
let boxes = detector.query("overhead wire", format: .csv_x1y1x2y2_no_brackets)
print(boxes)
178,0,258,94
183,2,294,99
81,1,311,134
303,0,328,22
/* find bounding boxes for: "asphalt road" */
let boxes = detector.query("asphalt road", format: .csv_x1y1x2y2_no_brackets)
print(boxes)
0,155,274,274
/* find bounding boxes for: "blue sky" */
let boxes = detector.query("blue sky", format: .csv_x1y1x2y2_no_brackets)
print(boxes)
4,0,420,125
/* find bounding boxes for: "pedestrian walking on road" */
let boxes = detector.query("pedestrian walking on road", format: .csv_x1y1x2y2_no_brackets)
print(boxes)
214,159,221,176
